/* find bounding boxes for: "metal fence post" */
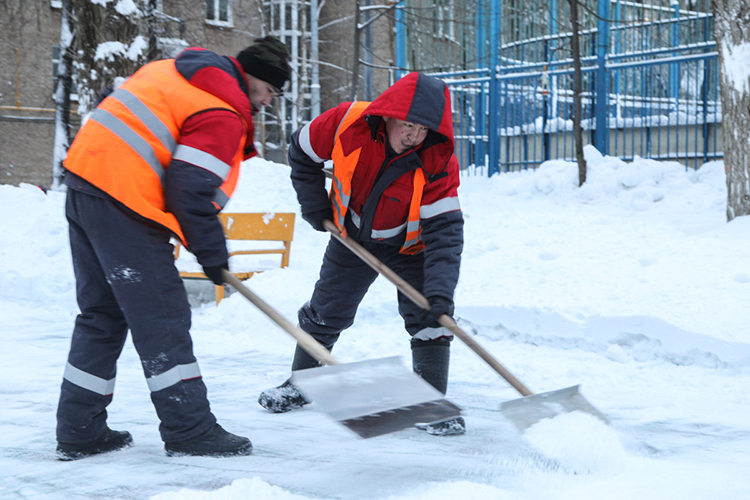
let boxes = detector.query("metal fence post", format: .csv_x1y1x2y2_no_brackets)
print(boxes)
595,0,610,155
488,0,501,176
395,1,406,81
475,1,487,171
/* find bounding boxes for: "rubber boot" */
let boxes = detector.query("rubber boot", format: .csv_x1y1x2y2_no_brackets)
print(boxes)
411,337,466,436
258,344,321,413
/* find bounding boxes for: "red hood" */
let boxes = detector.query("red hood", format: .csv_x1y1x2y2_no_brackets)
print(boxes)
341,73,456,173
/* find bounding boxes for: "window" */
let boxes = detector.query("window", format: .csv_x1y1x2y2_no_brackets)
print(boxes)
52,46,78,98
206,0,232,27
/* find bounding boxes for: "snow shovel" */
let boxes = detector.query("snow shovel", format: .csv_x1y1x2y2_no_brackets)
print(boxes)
321,220,609,433
221,270,462,438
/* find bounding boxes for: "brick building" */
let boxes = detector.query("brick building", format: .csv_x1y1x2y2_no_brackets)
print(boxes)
0,0,394,188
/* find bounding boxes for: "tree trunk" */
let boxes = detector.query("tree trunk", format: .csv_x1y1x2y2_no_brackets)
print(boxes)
567,0,587,186
350,0,362,101
51,0,75,191
69,0,147,116
712,0,750,221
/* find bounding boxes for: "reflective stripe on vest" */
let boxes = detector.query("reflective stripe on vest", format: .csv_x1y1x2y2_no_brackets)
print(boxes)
109,88,176,153
63,362,116,396
89,107,167,184
146,362,202,392
330,102,368,237
401,168,426,254
330,102,427,254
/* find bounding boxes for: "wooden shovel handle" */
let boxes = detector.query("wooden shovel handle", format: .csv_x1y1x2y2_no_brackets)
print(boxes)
322,220,533,397
222,270,339,366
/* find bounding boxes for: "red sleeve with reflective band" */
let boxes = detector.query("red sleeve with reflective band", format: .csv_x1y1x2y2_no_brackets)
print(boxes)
300,103,352,162
179,109,245,168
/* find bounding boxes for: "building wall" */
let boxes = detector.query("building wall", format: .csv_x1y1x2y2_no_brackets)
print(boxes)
0,1,66,188
0,0,395,188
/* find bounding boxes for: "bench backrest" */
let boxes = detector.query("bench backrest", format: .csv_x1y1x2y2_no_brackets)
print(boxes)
219,212,295,242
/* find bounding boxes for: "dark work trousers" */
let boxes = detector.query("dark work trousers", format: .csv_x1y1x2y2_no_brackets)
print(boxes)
56,188,216,445
298,236,448,348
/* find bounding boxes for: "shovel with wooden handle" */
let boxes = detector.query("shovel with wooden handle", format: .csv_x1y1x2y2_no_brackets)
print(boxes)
321,220,609,432
222,270,462,438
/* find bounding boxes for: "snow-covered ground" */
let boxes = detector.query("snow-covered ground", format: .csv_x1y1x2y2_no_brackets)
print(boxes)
1,147,749,499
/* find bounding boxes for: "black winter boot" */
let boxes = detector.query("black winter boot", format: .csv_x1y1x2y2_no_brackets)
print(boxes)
164,424,252,457
258,345,321,413
411,337,465,436
56,427,133,461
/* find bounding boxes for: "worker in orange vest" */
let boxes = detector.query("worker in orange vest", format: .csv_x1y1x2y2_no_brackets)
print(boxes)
259,73,466,436
56,37,290,460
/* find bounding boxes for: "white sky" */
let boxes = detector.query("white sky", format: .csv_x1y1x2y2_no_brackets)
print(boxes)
1,148,749,499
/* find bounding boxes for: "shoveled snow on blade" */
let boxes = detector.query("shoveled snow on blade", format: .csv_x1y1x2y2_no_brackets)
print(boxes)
522,411,628,474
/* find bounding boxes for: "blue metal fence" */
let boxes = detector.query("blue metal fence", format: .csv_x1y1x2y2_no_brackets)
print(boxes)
397,0,721,175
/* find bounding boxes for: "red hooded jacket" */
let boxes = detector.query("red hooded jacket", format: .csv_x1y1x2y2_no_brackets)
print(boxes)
289,72,463,300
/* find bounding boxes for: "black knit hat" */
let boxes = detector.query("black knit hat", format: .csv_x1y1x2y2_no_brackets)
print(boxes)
236,36,291,91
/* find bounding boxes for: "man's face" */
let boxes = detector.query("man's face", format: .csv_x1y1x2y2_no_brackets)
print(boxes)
384,117,429,154
246,74,281,114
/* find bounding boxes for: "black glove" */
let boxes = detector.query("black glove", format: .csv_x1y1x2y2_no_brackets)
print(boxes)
202,263,228,286
302,207,334,232
417,296,454,328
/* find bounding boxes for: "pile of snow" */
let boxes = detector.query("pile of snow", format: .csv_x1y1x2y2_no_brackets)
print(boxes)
1,148,749,500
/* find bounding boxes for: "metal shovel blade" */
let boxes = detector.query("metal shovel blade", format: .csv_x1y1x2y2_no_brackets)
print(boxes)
499,385,610,433
291,356,462,439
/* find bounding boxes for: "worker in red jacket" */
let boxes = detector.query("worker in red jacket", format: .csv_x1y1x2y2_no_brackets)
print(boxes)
259,73,465,436
56,37,291,460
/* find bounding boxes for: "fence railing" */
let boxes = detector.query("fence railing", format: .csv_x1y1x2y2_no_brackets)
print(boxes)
434,44,720,175
406,1,721,175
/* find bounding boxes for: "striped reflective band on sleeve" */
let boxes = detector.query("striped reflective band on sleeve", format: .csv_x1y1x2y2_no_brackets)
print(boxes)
146,362,202,392
172,145,231,180
63,362,116,396
90,108,166,182
419,196,461,219
298,122,324,163
109,89,176,153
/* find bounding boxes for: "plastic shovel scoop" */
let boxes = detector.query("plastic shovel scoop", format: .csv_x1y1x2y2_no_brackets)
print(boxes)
223,271,461,438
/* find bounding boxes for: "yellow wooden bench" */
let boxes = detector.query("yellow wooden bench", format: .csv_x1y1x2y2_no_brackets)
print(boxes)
174,212,295,304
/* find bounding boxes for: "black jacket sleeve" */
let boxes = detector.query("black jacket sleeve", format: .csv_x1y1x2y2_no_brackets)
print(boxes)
420,210,464,301
288,128,331,215
164,159,228,269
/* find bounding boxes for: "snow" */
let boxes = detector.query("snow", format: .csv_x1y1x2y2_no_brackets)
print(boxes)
721,39,750,94
1,146,749,499
95,37,149,63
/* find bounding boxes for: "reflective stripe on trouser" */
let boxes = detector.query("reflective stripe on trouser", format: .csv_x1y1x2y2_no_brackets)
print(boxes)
297,236,453,347
57,189,216,444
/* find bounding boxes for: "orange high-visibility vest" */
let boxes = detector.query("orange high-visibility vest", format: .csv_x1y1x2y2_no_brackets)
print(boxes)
65,59,247,244
330,102,426,254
